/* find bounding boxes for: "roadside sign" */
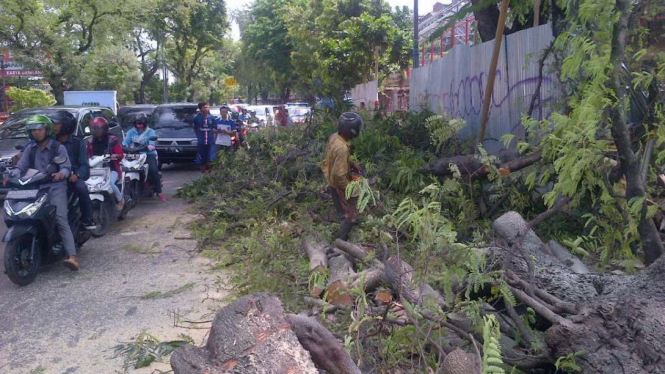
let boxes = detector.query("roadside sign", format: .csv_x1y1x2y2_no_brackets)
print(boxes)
0,50,43,77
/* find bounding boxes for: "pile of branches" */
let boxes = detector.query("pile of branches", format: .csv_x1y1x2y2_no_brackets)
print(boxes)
172,209,665,373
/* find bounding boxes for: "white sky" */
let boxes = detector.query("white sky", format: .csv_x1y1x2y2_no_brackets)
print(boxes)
227,0,448,41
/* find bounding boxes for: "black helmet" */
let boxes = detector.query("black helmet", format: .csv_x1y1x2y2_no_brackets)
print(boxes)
49,110,77,136
337,112,363,139
134,113,149,127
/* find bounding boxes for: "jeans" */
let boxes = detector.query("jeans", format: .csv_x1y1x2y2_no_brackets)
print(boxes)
110,171,123,203
68,179,93,222
50,183,77,256
146,154,162,194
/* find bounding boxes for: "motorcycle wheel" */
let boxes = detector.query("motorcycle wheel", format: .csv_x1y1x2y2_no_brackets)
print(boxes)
3,235,41,286
90,201,110,238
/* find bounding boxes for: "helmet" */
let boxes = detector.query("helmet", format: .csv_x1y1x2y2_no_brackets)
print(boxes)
89,117,109,137
49,110,77,136
134,113,149,127
337,112,363,139
25,115,54,140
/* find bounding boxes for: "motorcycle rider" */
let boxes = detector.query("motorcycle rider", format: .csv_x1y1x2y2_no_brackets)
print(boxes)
86,117,125,211
321,112,363,240
50,111,97,231
122,113,166,202
5,115,80,271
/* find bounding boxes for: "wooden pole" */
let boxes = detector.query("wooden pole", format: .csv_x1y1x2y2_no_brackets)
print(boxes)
477,0,510,149
533,0,541,27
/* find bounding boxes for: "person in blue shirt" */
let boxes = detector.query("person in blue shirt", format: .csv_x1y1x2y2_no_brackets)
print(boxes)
50,110,96,231
214,105,237,154
122,113,166,202
191,102,217,173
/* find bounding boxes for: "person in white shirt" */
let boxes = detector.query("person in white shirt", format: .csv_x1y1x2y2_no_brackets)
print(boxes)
214,105,237,155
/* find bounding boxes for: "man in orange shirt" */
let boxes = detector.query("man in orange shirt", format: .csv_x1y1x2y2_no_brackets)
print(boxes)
321,112,363,240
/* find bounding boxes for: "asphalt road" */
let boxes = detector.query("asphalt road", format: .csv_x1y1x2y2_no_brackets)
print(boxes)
0,164,227,374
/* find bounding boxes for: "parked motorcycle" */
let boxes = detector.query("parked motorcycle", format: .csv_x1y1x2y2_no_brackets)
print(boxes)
2,156,90,286
121,136,160,210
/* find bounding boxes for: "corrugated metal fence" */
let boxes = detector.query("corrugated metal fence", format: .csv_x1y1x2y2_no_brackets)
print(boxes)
409,24,558,152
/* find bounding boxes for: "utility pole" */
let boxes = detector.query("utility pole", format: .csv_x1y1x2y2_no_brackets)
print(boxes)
161,41,168,103
413,0,419,68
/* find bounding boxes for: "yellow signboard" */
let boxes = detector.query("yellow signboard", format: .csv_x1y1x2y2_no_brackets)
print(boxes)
224,77,237,87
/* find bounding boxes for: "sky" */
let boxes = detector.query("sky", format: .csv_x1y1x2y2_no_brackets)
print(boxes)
227,0,448,41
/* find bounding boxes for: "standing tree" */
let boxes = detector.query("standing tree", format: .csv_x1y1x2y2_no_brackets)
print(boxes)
0,0,133,103
160,0,228,102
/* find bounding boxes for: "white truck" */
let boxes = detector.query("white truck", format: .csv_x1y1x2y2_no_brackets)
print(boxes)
63,91,118,115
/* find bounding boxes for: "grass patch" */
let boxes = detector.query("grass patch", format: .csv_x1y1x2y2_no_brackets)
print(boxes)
123,242,161,254
114,331,193,373
140,282,196,300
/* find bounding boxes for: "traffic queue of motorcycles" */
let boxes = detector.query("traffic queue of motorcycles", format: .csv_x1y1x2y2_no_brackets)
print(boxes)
1,129,160,286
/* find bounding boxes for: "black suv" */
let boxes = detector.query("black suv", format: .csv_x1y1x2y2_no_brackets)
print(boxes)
150,103,198,168
118,104,157,133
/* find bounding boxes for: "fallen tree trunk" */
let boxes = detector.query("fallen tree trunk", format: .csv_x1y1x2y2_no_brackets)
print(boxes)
426,149,523,178
304,237,327,272
493,211,665,373
286,314,362,374
170,294,318,373
383,255,447,309
326,255,356,306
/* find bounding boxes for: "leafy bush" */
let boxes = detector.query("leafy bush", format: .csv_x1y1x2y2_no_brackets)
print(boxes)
6,87,56,112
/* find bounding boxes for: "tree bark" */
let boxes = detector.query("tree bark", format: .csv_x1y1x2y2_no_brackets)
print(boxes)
303,237,327,272
607,0,664,265
286,314,362,374
170,294,318,374
493,211,665,373
471,0,501,42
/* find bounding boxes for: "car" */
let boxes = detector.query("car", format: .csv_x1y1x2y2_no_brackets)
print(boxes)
286,102,310,108
118,104,157,133
0,106,123,195
288,107,311,124
149,103,199,169
247,105,276,127
0,106,123,163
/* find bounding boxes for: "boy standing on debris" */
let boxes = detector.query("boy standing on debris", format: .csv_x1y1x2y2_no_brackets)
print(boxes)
321,112,363,240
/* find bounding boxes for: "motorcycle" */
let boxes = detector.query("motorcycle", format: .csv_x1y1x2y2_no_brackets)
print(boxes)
2,156,91,286
231,120,250,151
121,136,160,211
86,152,120,237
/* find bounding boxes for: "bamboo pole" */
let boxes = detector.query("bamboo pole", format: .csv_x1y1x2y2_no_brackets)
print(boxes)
477,0,510,148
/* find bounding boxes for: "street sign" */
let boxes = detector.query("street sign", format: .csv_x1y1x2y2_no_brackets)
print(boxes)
0,50,43,77
224,77,237,87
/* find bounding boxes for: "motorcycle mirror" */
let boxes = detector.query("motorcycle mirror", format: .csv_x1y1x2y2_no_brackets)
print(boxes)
149,136,158,141
53,156,67,165
14,145,23,151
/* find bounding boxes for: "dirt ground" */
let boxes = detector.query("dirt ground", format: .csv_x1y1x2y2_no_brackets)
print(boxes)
0,165,227,374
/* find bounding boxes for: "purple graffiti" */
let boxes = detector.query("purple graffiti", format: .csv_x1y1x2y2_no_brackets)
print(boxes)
416,69,555,122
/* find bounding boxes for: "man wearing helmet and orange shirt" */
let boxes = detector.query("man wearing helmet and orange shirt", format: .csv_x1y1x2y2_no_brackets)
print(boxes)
321,112,364,240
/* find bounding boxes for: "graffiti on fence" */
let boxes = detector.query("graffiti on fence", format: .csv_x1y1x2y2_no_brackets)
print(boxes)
415,69,554,120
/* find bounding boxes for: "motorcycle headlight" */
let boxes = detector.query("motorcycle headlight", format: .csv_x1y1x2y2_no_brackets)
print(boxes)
6,193,47,218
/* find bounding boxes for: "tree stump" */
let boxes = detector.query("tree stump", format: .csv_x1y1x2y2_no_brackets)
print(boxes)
171,293,318,374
